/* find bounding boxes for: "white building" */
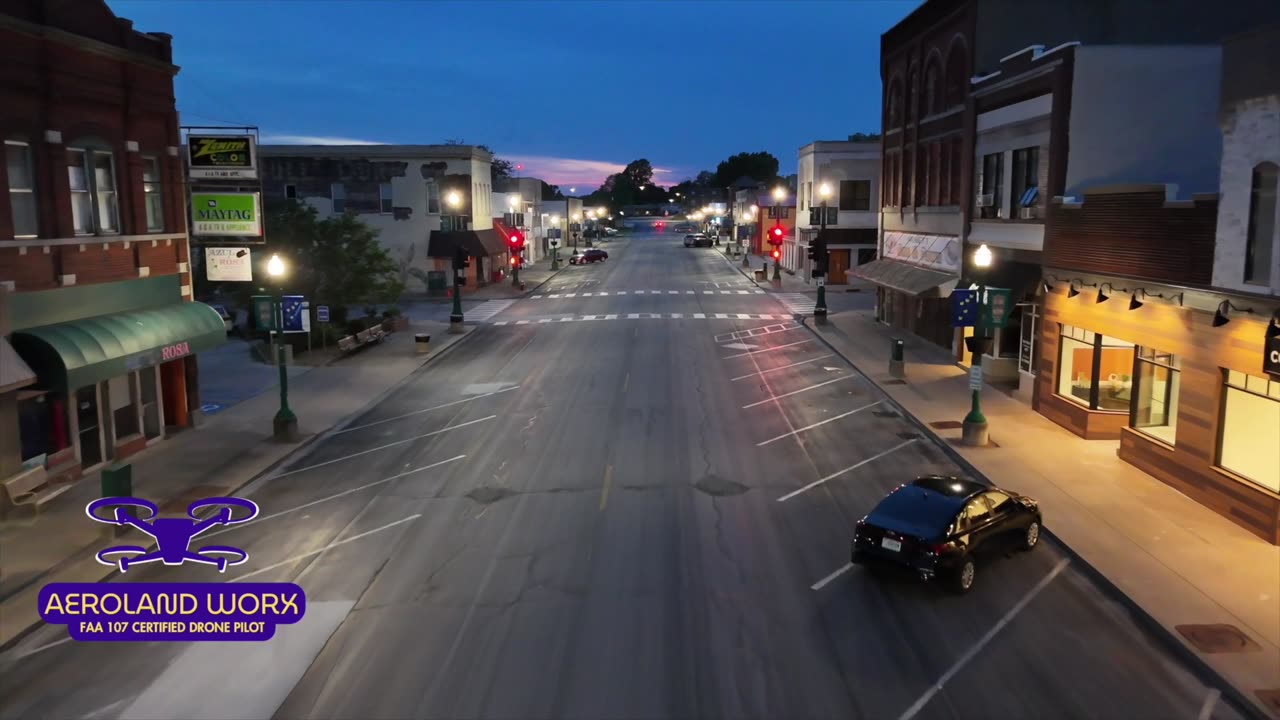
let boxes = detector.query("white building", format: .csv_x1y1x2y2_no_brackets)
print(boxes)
796,140,880,284
260,144,510,289
538,198,583,253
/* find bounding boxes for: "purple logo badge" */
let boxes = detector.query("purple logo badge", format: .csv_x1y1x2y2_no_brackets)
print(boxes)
87,496,259,573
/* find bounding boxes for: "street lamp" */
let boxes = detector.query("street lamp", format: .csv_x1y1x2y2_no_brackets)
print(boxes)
447,190,465,331
770,187,787,281
571,213,581,252
550,214,561,269
266,254,297,441
743,205,758,267
815,182,832,318
962,243,995,446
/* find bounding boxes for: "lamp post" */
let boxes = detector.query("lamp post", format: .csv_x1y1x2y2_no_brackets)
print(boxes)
744,205,757,267
815,182,831,318
962,243,995,446
771,186,786,281
586,209,596,248
550,214,561,269
508,195,522,287
266,253,298,441
571,213,580,252
447,190,465,332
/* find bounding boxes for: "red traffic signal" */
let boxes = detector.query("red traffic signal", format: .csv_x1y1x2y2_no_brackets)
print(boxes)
510,256,520,267
508,231,525,248
771,249,781,259
769,226,785,244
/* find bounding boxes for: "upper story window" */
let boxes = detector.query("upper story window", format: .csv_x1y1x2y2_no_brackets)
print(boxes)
1244,162,1277,286
379,182,393,214
330,183,346,214
1011,146,1040,219
977,152,1003,219
142,156,164,232
284,184,297,200
839,180,871,212
767,206,790,220
67,147,119,235
5,140,38,238
924,60,940,116
427,183,440,214
887,79,903,129
944,40,967,109
907,69,919,123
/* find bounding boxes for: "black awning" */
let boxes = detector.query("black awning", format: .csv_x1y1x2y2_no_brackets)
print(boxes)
427,229,508,258
819,227,877,245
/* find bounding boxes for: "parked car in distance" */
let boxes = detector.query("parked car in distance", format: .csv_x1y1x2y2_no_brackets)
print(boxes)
570,249,609,265
603,226,618,236
683,233,711,248
851,475,1042,594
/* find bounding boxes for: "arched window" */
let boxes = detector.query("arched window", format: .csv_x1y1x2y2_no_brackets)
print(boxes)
907,69,919,123
924,57,941,117
944,38,968,109
886,78,903,129
1245,161,1278,285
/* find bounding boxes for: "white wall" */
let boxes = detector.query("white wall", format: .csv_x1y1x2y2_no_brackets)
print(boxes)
797,143,880,231
1065,45,1223,198
1213,94,1280,294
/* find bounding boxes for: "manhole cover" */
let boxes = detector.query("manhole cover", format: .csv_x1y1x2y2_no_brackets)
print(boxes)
1175,624,1262,653
884,379,907,385
1256,689,1280,714
466,486,515,505
694,475,748,497
929,421,964,430
160,485,232,515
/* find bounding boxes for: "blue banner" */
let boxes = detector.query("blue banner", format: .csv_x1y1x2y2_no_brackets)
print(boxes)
951,288,978,327
281,295,305,332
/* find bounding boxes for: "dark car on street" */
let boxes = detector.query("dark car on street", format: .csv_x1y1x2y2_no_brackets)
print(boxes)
851,475,1042,593
570,249,608,265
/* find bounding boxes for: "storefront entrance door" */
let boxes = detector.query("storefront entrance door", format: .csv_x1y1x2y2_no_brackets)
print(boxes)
76,385,103,468
828,250,850,284
140,365,164,441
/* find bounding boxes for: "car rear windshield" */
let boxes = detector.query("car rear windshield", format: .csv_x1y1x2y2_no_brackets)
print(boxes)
873,487,960,532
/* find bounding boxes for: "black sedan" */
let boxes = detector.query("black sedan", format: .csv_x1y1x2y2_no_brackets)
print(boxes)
851,475,1041,593
570,249,608,265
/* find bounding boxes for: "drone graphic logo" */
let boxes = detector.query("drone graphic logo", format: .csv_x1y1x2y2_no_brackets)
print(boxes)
86,496,260,573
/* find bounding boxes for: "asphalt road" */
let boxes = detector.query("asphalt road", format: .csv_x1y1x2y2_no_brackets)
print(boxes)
0,231,1247,720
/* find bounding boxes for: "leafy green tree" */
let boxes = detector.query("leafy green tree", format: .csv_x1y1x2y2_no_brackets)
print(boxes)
848,132,882,141
541,181,564,200
713,152,780,188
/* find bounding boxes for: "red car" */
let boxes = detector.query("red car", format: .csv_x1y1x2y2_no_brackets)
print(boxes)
569,249,608,265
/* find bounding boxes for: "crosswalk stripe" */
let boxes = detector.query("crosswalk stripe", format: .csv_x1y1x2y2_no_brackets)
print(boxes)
516,320,529,325
532,295,542,299
627,313,640,319
583,314,598,320
736,313,752,319
672,313,683,318
694,313,706,319
494,320,508,326
715,313,728,319
565,293,576,297
538,318,551,323
606,314,618,319
668,290,678,294
686,290,695,294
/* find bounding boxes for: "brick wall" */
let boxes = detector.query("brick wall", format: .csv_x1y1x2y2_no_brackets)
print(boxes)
1212,94,1280,294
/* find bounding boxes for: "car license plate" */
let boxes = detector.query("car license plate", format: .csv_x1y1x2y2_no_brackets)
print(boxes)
880,538,902,552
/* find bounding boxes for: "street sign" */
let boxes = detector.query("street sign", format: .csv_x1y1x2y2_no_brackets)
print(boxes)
205,246,252,281
316,305,330,323
969,364,983,390
187,134,258,180
281,295,305,332
251,295,275,331
816,277,826,287
982,288,1013,328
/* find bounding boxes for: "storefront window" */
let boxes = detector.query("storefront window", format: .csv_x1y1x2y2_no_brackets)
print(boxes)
1056,325,1135,411
110,373,141,440
1219,371,1280,493
18,391,70,463
1131,347,1180,445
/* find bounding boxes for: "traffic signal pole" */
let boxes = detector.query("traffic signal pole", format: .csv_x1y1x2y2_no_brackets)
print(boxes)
814,198,829,320
450,248,466,334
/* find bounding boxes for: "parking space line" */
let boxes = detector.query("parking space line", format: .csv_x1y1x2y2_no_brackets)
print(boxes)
731,354,833,381
757,402,879,446
1198,690,1220,720
743,375,852,409
276,416,496,477
232,515,422,583
811,563,853,590
723,338,814,359
777,439,916,501
896,558,1071,720
336,388,518,434
599,464,613,511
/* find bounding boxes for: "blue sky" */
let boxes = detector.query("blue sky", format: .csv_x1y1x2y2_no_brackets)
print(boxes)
110,0,919,188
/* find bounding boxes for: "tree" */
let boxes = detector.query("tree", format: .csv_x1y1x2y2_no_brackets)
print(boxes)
540,181,564,201
848,132,882,142
621,158,654,188
714,151,779,188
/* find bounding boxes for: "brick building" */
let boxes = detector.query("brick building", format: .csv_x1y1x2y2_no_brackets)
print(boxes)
0,1,224,508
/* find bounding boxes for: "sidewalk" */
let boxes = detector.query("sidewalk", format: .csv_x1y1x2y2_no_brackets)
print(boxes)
724,246,874,295
403,253,572,304
811,310,1280,718
0,319,476,650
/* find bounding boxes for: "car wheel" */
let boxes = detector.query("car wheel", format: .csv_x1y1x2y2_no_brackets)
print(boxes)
951,557,976,594
1022,520,1041,551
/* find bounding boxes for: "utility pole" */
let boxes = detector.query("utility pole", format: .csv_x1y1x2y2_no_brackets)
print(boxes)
814,183,831,319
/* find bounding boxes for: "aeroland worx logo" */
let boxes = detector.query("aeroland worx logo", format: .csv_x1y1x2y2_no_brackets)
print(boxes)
38,496,306,643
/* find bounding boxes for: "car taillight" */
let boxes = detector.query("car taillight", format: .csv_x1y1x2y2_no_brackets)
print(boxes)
926,542,948,555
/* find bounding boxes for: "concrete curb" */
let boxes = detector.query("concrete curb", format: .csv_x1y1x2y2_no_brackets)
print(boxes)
798,317,1268,720
0,328,484,657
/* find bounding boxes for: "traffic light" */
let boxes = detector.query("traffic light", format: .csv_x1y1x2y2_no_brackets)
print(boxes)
452,247,470,270
812,234,828,277
508,230,525,250
771,248,781,260
510,255,522,268
769,225,785,245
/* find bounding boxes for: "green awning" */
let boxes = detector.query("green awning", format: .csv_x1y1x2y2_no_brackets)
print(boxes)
12,302,227,391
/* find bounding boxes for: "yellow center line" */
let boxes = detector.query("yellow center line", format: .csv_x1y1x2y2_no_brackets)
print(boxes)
623,372,630,394
599,464,613,511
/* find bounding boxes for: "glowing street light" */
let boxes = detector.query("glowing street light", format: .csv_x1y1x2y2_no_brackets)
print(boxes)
267,253,285,278
263,253,296,441
963,243,997,447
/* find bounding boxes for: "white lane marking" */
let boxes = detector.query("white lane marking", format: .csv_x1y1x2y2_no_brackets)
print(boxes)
550,294,561,298
736,313,752,319
627,313,640,319
634,290,645,294
714,313,729,319
276,416,496,478
897,558,1071,720
231,515,421,583
208,456,465,539
618,290,627,295
723,338,814,359
516,320,529,325
538,318,551,323
668,290,678,294
686,290,695,294
493,321,508,326
583,315,599,320
0,636,74,663
777,440,916,502
722,343,759,351
757,401,880,446
531,295,542,299
1198,689,1221,720
605,314,618,320
704,290,714,294
743,375,853,409
811,563,854,590
755,290,765,294
731,354,833,381
118,600,357,720
565,293,577,297
598,291,609,296
559,317,573,322
694,313,706,319
336,388,518,434
671,313,683,319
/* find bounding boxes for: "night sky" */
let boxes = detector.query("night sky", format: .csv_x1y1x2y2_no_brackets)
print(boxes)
110,0,921,188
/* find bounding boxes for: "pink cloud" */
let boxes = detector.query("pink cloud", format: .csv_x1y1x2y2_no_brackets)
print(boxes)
506,154,680,189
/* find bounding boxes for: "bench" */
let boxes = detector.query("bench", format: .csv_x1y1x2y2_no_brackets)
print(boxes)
1,465,74,517
339,326,386,355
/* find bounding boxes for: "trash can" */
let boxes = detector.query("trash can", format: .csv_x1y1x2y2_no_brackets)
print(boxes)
754,269,766,281
101,462,133,498
415,333,431,354
890,338,906,379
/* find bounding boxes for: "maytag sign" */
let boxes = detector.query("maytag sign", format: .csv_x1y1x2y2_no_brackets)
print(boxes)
187,134,258,180
191,193,262,237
